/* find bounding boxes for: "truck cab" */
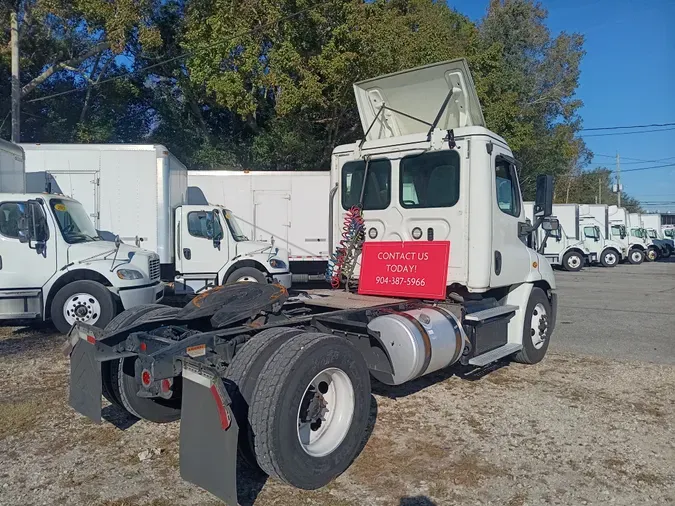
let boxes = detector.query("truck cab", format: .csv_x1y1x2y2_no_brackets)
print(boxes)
608,205,650,264
329,59,557,364
577,205,626,267
173,204,291,294
0,193,164,333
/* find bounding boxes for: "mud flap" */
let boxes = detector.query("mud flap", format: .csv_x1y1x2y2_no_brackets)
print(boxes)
68,338,103,423
179,359,239,506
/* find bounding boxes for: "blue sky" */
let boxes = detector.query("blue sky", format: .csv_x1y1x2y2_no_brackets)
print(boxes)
451,0,675,212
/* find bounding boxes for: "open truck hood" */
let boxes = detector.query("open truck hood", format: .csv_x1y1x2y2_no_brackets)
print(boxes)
354,59,485,141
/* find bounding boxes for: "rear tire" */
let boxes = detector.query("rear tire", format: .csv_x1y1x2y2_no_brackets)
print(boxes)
513,287,552,365
628,248,644,264
251,332,371,489
101,304,167,408
224,327,304,468
600,249,619,268
562,251,583,272
108,305,182,423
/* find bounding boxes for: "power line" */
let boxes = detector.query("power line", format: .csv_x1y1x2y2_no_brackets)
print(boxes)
620,162,675,173
582,127,675,138
581,122,675,131
593,154,675,163
25,1,331,104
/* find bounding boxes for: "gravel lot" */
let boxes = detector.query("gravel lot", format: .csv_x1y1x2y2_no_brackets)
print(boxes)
1,260,674,506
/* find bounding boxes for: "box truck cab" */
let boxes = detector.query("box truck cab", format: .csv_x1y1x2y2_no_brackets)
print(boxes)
20,144,291,294
608,205,650,264
577,204,626,267
0,192,164,334
640,213,672,258
524,202,592,271
628,212,660,261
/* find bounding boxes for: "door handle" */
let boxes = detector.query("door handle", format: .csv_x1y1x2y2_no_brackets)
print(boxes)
183,248,191,260
0,255,2,270
494,251,502,275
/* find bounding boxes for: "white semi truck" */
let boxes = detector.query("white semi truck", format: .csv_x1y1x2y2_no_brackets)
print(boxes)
0,140,164,334
65,59,559,505
21,144,292,293
188,169,331,282
524,202,593,271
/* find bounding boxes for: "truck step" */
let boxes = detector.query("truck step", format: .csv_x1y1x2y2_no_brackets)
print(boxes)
464,305,518,323
468,343,522,366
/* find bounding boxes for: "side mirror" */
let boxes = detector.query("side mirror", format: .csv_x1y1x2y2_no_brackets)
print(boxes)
542,217,559,231
17,215,32,244
534,175,554,217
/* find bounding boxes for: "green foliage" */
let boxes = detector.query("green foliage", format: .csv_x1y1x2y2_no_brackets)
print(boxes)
0,0,642,209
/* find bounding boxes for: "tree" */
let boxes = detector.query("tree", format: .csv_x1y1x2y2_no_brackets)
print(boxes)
0,0,161,141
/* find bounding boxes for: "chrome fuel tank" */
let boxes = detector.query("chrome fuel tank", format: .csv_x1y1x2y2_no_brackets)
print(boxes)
367,307,466,385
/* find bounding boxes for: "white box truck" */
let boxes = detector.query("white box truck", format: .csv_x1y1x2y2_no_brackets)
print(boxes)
21,144,292,293
607,206,654,264
635,213,672,258
628,211,660,261
65,59,560,505
524,202,593,271
1,141,164,334
577,204,627,266
188,169,331,282
0,138,26,193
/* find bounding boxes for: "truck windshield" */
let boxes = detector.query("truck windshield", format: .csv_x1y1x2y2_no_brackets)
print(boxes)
665,229,674,238
49,199,100,243
223,209,248,242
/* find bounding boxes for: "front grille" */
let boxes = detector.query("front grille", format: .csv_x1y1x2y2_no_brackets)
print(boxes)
149,257,161,280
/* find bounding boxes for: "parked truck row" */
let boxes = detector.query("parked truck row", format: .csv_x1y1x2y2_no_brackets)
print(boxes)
0,58,670,505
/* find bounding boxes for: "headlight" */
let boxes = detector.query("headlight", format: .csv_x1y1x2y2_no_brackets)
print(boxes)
269,258,286,269
116,269,144,280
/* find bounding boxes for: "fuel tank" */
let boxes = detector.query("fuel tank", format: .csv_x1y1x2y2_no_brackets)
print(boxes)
367,306,467,385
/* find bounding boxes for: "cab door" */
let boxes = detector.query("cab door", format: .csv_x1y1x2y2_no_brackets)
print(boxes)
177,206,228,279
489,152,532,287
0,199,56,319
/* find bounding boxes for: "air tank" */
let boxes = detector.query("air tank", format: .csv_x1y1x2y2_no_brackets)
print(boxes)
367,306,467,385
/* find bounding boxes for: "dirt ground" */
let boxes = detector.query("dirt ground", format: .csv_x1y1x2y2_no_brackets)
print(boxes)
1,322,673,506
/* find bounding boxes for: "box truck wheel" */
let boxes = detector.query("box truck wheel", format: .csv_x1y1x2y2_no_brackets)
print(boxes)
628,249,644,264
224,327,304,469
250,332,371,490
562,251,583,272
51,280,116,335
513,287,551,365
600,249,619,267
225,267,267,284
100,304,171,409
646,247,659,262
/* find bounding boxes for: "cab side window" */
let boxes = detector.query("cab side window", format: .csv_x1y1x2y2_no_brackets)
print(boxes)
0,202,25,238
187,211,223,240
495,158,521,217
583,226,596,239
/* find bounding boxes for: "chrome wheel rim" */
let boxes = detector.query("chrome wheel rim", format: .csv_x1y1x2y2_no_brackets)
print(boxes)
567,255,581,269
530,303,548,350
63,293,101,325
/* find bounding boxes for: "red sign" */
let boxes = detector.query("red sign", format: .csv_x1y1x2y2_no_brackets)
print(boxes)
357,241,450,299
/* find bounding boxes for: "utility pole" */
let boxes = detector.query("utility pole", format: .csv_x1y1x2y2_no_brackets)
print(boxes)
10,10,20,143
598,177,602,204
616,152,621,207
